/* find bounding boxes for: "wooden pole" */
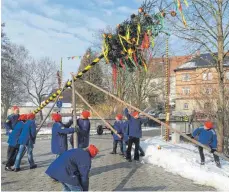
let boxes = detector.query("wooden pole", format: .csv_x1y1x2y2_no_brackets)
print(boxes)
36,87,65,134
81,80,229,162
71,74,78,148
165,37,170,141
74,89,122,139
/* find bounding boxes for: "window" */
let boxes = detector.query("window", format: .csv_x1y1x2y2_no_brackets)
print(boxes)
204,102,210,109
226,72,229,80
184,103,189,109
203,72,213,81
205,88,213,95
182,87,190,95
182,73,191,81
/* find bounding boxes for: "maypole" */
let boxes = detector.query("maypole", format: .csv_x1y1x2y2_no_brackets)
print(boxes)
164,37,170,141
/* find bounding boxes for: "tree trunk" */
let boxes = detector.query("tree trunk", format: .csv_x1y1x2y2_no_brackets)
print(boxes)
216,0,225,152
1,103,10,121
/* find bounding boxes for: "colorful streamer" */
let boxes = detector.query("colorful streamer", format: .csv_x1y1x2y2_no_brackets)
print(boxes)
67,56,82,60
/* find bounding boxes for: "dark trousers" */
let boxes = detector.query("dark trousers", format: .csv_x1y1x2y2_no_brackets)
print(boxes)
113,140,123,153
126,137,140,160
198,146,220,163
139,145,145,155
6,146,18,167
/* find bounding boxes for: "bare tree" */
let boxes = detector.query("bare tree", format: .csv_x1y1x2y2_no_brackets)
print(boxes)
1,24,28,120
21,58,57,120
163,0,229,152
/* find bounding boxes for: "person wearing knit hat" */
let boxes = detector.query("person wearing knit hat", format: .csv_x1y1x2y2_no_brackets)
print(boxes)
69,110,91,149
46,144,99,191
5,114,26,171
124,108,148,162
192,121,221,168
110,114,124,155
51,113,78,157
13,113,37,172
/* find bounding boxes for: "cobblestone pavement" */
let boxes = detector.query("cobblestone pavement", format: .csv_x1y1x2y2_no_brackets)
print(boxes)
1,134,215,191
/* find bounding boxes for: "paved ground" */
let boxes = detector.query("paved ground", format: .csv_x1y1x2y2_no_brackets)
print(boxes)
1,133,215,191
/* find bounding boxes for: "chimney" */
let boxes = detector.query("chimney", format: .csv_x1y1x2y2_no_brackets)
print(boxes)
195,49,200,56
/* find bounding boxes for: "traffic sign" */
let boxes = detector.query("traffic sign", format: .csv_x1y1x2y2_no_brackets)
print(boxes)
57,100,63,108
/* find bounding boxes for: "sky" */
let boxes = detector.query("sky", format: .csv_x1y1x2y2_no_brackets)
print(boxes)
2,0,185,81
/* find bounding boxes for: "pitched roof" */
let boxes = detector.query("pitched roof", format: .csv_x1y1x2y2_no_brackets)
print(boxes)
175,53,229,71
148,55,192,75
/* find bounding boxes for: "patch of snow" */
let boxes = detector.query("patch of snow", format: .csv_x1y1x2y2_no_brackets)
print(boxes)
178,62,196,69
141,137,229,190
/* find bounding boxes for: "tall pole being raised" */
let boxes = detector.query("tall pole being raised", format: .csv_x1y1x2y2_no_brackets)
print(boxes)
71,74,78,148
165,37,170,141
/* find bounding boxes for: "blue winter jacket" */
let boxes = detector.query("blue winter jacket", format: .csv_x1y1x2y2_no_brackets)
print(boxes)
112,121,123,141
192,127,217,149
46,148,91,191
18,120,37,146
7,121,24,148
124,108,148,138
70,119,91,148
51,122,75,155
121,121,129,142
4,114,20,135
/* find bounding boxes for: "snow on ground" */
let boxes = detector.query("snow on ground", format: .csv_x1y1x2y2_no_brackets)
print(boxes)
141,137,229,191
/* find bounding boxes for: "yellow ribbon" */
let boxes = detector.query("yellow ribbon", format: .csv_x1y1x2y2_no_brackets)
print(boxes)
142,59,148,72
183,0,188,7
136,23,141,45
118,34,128,52
151,37,155,47
102,39,109,63
126,25,130,41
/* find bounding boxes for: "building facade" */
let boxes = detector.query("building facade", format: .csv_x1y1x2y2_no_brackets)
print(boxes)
174,53,229,115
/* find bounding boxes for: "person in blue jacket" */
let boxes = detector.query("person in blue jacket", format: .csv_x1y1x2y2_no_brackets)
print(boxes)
192,121,221,168
13,113,37,172
110,114,123,155
46,144,99,191
51,113,77,157
5,114,26,171
124,108,148,162
70,110,91,149
121,119,129,157
121,118,145,159
4,106,20,136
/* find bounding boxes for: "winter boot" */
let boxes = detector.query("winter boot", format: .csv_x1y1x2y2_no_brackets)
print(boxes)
110,151,116,154
140,152,145,157
30,164,37,169
200,161,205,165
12,168,21,172
5,166,12,171
216,161,221,168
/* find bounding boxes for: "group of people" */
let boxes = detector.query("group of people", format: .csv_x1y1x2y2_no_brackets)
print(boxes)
4,106,37,172
3,105,222,191
110,108,148,162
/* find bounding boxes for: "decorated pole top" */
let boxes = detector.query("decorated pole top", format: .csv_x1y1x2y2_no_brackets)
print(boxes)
32,0,188,115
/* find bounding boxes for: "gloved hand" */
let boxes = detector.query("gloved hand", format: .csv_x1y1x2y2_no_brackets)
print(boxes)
75,127,79,133
210,148,216,153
